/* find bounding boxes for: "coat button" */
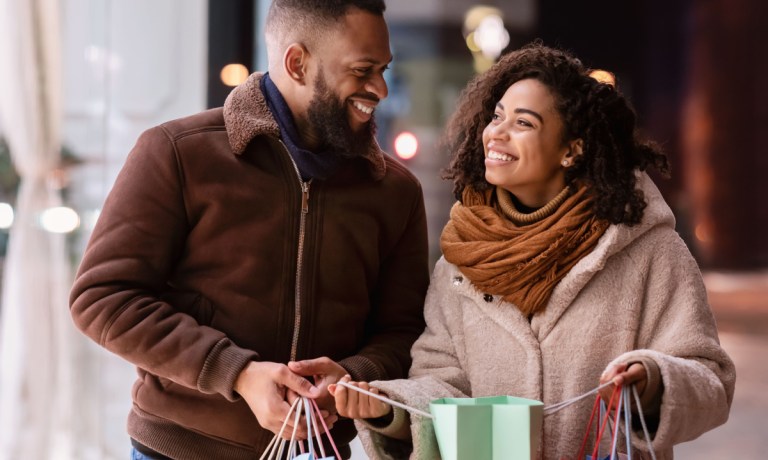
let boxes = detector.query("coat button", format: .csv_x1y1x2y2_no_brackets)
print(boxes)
483,294,494,302
452,276,463,285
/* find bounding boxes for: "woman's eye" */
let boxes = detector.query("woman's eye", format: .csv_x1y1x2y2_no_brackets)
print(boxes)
491,113,502,121
517,118,533,127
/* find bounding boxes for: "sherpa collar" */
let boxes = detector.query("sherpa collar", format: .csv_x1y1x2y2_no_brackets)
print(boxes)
222,72,387,180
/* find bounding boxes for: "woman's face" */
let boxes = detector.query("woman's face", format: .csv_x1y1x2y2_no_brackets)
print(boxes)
482,78,574,207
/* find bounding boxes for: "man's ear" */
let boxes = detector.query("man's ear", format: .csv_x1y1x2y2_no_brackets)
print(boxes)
562,138,584,167
283,43,310,84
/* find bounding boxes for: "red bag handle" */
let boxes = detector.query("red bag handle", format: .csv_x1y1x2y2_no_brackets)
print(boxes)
574,383,622,460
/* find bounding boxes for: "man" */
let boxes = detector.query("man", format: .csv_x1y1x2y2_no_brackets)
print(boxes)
69,1,429,459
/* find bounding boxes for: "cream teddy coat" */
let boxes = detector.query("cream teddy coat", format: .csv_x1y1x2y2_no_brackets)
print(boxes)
355,174,735,460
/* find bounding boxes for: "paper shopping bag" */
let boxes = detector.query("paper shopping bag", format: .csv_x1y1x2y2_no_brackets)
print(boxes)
429,395,544,460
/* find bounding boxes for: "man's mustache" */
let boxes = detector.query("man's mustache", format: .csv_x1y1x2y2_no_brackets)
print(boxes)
351,93,380,104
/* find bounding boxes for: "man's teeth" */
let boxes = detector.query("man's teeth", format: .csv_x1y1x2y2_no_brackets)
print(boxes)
353,101,374,115
488,150,514,161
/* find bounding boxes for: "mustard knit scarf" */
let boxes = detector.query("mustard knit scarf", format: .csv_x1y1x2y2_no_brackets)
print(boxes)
440,185,609,316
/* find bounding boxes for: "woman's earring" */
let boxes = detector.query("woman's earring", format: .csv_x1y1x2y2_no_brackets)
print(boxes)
562,159,570,167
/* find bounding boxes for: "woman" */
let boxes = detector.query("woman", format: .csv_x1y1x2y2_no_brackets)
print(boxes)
327,43,735,459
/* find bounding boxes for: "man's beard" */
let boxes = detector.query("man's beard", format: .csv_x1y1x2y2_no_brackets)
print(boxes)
306,69,377,159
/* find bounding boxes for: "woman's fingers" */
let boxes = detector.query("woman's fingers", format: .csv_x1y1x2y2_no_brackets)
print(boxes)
358,383,391,417
598,362,648,412
328,376,391,419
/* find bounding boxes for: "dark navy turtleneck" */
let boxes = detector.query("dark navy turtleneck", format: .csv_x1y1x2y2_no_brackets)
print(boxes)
260,73,342,181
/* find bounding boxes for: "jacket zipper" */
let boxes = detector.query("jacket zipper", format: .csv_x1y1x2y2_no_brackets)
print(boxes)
281,142,311,362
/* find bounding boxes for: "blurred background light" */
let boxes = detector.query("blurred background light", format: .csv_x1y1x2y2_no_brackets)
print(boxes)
39,206,80,234
473,14,509,60
220,63,249,87
589,69,616,86
0,202,13,229
463,6,509,73
394,131,419,160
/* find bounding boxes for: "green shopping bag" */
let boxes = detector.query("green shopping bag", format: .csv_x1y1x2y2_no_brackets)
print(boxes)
429,395,544,460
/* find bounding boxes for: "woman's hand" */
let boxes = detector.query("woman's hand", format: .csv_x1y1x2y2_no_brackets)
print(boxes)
598,362,647,411
328,375,392,420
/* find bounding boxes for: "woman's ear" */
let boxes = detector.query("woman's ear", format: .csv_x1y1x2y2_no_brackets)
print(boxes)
562,139,584,167
283,43,310,84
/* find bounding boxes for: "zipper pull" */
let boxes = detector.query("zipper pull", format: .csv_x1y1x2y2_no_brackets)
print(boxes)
301,182,310,213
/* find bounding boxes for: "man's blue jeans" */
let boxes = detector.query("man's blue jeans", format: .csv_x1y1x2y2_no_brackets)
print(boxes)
131,447,160,460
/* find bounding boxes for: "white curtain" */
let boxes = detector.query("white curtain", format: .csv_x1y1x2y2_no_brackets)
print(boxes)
0,0,81,458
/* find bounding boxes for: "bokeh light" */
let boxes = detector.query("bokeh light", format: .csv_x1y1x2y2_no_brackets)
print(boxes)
394,132,418,160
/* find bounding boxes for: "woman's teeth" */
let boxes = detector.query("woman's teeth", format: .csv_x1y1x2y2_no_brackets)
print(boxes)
488,150,514,161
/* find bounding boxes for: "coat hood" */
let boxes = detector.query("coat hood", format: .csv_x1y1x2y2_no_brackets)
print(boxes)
573,172,676,278
534,172,677,333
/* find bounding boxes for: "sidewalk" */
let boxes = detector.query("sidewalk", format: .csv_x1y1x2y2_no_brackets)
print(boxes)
704,270,768,335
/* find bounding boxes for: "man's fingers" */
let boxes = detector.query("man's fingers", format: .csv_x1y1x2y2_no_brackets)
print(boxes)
322,413,338,430
286,389,300,405
278,420,309,440
288,357,333,376
276,367,320,398
259,398,295,438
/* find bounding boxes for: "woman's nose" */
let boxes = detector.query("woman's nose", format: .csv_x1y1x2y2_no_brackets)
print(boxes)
487,122,509,141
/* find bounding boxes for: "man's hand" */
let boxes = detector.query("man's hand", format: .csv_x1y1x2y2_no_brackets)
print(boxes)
288,357,348,416
235,361,322,439
328,375,392,419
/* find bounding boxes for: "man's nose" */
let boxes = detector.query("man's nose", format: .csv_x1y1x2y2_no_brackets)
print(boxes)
365,73,388,101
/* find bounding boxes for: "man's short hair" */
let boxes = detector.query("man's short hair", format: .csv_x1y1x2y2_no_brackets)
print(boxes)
265,0,386,57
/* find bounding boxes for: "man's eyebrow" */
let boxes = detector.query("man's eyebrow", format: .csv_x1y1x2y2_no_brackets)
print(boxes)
351,56,393,66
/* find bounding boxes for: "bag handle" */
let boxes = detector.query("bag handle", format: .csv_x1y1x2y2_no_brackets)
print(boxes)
260,398,302,460
259,397,341,460
575,391,603,459
631,385,657,460
592,384,623,459
310,398,342,460
610,385,658,460
621,385,632,460
606,385,624,459
575,383,620,459
575,383,658,460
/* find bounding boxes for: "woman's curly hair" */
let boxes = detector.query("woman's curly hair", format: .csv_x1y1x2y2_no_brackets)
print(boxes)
442,42,670,226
